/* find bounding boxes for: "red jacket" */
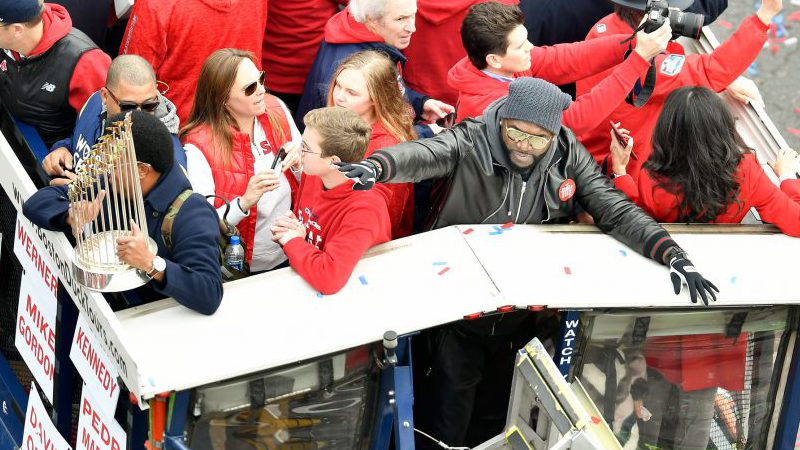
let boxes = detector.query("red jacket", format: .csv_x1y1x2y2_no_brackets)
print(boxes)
614,154,800,235
403,0,518,107
284,175,392,294
120,0,269,123
33,4,110,113
262,0,343,95
366,122,414,238
181,95,297,263
577,13,770,181
448,50,650,134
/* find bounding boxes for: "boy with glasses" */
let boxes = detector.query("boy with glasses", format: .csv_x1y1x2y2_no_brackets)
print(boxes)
270,107,391,295
337,77,718,447
42,55,186,185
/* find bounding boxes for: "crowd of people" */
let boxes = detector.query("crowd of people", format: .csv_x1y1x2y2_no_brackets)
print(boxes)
2,0,799,447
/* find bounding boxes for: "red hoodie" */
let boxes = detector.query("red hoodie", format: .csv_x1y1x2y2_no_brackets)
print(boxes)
283,175,392,295
262,0,344,95
403,0,519,107
576,13,770,182
614,154,800,236
29,4,110,113
324,7,383,44
447,50,650,134
366,122,414,239
120,0,269,123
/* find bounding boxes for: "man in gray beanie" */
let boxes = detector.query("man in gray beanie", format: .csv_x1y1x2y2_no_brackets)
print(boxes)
337,77,717,448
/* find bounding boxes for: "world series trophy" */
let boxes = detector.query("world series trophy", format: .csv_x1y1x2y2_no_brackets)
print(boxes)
68,113,158,292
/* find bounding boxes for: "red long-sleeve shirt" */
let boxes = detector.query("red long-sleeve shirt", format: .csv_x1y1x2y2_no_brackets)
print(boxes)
365,122,414,239
447,48,650,134
283,175,392,294
120,0,269,123
577,13,770,181
614,154,800,236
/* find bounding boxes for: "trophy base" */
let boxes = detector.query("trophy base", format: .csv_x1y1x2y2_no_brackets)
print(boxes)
73,234,158,293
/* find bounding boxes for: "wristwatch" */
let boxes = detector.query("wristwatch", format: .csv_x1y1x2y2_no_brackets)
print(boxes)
146,256,166,278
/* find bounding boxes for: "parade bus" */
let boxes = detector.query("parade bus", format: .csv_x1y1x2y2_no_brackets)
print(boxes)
1,27,799,450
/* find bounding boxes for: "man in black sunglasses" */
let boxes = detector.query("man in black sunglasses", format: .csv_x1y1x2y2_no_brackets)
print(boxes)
43,54,187,185
338,77,718,448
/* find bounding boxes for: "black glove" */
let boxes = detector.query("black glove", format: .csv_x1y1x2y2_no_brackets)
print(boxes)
669,256,719,306
335,160,380,191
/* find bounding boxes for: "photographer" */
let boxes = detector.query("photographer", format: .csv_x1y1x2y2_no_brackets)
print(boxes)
575,0,782,182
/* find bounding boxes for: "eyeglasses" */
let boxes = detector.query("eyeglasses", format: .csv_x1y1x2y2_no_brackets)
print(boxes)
242,71,266,96
300,140,322,155
105,88,160,113
505,125,553,150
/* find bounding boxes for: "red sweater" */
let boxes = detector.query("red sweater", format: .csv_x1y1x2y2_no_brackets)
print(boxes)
120,0,269,123
262,0,343,95
614,154,800,236
447,51,650,134
366,122,414,238
32,4,110,113
403,0,518,107
577,13,770,182
283,176,392,294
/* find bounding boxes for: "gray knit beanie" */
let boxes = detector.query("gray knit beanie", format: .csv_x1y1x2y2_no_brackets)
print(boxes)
499,78,572,134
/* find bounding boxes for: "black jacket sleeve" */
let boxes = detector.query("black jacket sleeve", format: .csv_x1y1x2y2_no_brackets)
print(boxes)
688,0,729,25
569,138,677,264
369,123,481,184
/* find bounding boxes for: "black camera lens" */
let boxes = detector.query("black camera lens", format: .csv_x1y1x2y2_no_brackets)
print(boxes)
668,9,704,40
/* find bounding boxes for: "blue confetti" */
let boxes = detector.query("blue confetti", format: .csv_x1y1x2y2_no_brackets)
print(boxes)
730,276,738,285
359,275,368,286
619,249,628,257
747,61,759,77
432,261,447,266
148,377,156,386
316,292,324,298
489,225,512,236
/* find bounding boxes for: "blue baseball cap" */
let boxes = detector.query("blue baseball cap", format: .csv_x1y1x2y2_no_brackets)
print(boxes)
0,0,42,24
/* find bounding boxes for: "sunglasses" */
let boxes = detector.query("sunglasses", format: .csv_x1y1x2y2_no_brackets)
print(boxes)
242,71,266,96
505,125,553,150
106,88,160,113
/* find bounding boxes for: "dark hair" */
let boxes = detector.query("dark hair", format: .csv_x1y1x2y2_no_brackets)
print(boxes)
645,87,748,222
614,5,645,30
107,111,174,174
461,2,525,70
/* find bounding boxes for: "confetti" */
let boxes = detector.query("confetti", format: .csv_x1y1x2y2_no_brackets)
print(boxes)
489,224,513,235
787,127,800,136
438,267,451,276
564,266,572,275
794,108,800,114
463,227,474,235
359,275,368,286
788,11,800,21
717,19,733,29
747,61,759,77
501,222,514,229
619,249,628,257
730,276,738,285
316,292,324,298
432,261,447,266
591,416,602,425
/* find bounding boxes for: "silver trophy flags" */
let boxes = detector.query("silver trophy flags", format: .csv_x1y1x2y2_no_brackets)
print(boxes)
69,113,157,292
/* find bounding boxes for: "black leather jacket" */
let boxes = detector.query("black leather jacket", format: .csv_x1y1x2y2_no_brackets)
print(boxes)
369,99,675,263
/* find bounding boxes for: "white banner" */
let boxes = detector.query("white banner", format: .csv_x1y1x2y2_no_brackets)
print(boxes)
76,386,126,450
15,271,58,403
70,315,120,416
21,383,72,450
14,216,58,302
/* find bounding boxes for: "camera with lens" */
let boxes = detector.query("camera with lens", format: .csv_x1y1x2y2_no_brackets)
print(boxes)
643,0,704,39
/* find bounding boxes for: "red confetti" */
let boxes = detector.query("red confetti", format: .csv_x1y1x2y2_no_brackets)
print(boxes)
563,266,572,275
438,267,450,276
770,44,780,55
787,128,800,136
717,19,733,29
591,416,602,425
794,108,800,114
463,228,474,235
501,222,514,229
788,11,800,22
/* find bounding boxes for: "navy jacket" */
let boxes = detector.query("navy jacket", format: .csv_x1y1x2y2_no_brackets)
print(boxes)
22,164,223,315
296,41,432,137
49,91,188,170
521,0,729,46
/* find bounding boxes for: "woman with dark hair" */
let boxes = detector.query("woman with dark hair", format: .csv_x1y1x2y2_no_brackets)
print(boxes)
180,49,301,273
610,86,800,234
607,85,800,449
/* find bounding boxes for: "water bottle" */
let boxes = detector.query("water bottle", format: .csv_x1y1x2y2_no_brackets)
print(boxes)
224,235,245,272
